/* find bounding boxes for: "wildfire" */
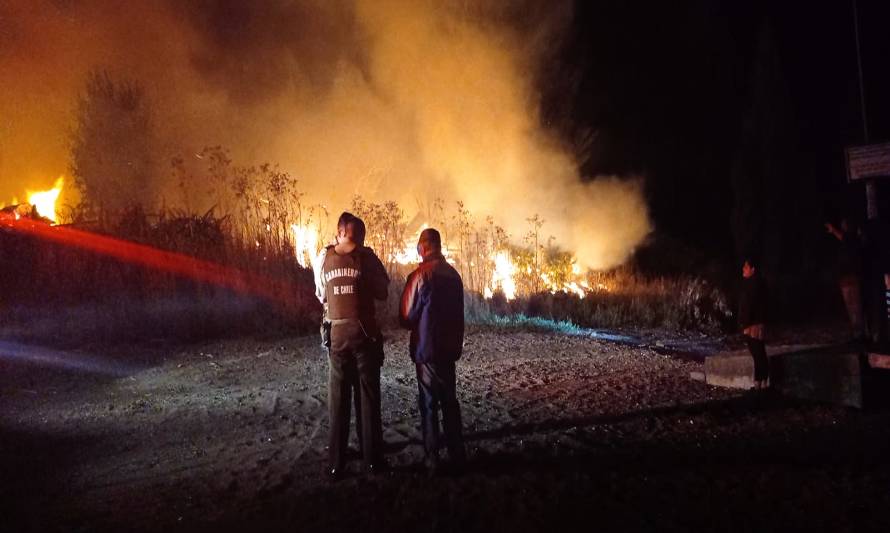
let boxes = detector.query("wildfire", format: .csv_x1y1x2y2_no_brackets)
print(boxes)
292,222,321,269
26,176,64,223
291,220,433,269
393,223,426,265
393,245,421,265
290,218,600,301
1,176,64,223
487,251,518,300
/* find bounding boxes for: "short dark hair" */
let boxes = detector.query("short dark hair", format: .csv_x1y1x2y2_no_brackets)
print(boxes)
337,212,355,230
419,228,442,250
351,217,366,244
336,211,366,244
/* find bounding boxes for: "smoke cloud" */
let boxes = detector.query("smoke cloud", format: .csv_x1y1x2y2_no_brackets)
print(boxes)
0,0,650,269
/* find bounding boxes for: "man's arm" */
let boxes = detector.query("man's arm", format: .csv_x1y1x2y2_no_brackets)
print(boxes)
400,270,424,329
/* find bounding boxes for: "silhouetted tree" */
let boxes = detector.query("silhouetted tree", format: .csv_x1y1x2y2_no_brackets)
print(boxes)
71,70,156,217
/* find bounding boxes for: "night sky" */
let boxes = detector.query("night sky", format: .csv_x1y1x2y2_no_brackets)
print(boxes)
547,0,890,264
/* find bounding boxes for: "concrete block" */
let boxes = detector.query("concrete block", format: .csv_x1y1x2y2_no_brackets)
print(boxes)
774,346,863,409
705,344,865,408
704,345,813,390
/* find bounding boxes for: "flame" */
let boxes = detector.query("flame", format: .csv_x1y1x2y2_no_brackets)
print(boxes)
489,251,517,300
291,222,321,268
26,176,64,223
393,223,426,265
393,245,422,265
289,217,597,300
392,223,454,266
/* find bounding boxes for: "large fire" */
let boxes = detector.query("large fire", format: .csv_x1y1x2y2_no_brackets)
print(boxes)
487,251,517,300
290,219,601,300
27,177,64,222
291,222,320,269
1,176,64,224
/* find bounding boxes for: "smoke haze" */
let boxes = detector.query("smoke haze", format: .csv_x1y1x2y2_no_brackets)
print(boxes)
0,0,650,269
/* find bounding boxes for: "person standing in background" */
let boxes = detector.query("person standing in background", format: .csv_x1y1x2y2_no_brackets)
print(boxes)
739,257,768,390
825,218,865,341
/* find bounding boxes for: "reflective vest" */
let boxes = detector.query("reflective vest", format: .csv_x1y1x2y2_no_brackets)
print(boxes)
322,246,363,321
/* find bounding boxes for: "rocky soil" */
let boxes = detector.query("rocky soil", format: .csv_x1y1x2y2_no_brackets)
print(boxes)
1,326,888,532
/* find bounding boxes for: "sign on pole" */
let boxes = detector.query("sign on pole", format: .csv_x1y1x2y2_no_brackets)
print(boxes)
847,142,890,182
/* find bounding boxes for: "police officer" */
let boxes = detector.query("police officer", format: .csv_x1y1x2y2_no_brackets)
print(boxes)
315,212,389,479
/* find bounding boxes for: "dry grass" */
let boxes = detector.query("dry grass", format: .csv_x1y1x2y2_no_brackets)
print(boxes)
0,207,320,346
2,145,789,343
463,268,734,334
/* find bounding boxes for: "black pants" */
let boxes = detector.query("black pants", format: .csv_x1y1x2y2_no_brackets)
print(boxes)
745,335,769,382
416,361,466,461
328,345,383,469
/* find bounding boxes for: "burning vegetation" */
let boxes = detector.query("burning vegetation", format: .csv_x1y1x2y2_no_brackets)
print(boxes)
1,0,738,343
1,146,729,346
0,177,64,224
292,197,599,302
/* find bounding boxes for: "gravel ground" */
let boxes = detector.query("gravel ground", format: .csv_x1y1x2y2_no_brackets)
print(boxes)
1,326,889,532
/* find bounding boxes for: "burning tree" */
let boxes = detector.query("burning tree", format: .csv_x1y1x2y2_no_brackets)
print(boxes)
350,195,408,276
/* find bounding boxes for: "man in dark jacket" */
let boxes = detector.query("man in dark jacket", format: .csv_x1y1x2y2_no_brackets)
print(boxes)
316,212,389,479
739,257,768,389
400,228,466,475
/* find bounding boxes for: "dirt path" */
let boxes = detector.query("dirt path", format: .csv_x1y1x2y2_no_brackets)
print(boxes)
1,327,888,532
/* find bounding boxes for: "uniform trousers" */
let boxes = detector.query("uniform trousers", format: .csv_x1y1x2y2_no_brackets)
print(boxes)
328,342,383,469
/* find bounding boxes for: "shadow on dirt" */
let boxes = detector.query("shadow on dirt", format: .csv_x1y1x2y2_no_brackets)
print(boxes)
0,424,119,532
210,396,890,533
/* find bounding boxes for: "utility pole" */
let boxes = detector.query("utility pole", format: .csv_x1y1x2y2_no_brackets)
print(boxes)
853,0,878,219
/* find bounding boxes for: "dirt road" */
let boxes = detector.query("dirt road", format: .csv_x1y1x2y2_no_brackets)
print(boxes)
2,327,888,532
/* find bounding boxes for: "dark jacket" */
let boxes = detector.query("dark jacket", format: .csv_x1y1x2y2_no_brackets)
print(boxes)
738,273,767,329
400,255,464,364
318,244,389,338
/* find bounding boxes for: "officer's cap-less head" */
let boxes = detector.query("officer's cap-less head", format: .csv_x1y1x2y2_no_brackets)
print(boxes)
336,212,366,244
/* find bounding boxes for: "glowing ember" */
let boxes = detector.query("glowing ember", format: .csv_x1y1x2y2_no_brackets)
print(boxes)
26,176,64,223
